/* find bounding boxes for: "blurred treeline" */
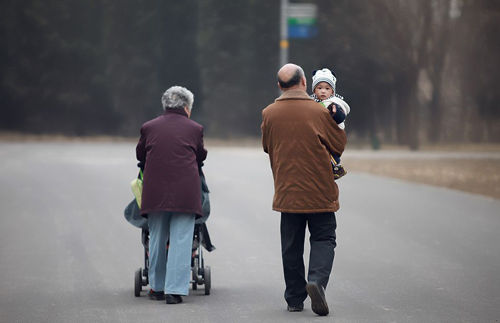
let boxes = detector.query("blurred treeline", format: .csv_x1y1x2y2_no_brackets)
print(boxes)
0,0,499,148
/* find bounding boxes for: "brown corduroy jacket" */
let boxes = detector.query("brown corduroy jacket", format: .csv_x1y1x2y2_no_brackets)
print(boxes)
261,89,347,213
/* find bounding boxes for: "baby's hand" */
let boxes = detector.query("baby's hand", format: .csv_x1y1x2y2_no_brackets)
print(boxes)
327,102,337,114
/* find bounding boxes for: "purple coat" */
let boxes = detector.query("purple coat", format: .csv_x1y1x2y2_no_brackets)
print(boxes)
136,109,207,217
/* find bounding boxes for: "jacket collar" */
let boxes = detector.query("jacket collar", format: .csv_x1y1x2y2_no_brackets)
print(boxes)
275,89,313,102
163,108,188,117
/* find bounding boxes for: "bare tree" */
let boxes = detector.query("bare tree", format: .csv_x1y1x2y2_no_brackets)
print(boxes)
426,0,453,143
455,0,500,142
381,1,434,149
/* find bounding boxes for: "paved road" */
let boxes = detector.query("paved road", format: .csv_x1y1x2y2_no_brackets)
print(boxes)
0,142,499,323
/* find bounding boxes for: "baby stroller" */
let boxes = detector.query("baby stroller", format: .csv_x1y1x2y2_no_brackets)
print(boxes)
134,221,215,297
125,169,214,297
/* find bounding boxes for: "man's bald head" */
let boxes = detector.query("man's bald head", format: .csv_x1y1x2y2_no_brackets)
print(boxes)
277,63,306,91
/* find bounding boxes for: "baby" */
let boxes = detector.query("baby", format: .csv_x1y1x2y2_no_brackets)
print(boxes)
311,68,350,179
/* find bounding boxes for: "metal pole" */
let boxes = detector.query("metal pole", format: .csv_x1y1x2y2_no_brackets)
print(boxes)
280,0,289,68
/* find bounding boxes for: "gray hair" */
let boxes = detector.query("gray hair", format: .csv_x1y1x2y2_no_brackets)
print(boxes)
161,86,194,111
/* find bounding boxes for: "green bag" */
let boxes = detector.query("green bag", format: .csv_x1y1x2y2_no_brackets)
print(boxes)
130,169,143,208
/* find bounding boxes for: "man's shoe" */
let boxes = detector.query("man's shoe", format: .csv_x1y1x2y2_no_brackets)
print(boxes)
306,282,329,316
148,289,165,301
287,303,304,312
165,294,183,304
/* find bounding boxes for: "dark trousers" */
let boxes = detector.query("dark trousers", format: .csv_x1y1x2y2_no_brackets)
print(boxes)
280,212,337,306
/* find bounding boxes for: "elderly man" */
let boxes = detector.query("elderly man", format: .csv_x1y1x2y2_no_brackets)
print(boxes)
136,86,207,304
261,64,347,316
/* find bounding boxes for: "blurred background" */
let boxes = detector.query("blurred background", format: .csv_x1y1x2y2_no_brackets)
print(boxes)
0,0,499,149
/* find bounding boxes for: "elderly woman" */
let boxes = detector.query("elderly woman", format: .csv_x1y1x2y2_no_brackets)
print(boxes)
136,86,207,304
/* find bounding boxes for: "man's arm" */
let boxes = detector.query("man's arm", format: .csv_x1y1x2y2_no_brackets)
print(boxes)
318,110,347,157
261,110,269,154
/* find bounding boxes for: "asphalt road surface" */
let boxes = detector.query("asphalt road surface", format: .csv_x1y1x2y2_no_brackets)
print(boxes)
0,142,499,323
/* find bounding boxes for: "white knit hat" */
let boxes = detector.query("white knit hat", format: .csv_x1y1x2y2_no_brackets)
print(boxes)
312,68,337,92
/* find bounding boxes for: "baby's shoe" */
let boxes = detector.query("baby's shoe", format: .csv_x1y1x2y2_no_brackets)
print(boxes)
333,164,347,180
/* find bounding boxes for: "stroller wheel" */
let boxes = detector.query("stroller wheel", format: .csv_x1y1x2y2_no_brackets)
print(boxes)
191,269,198,290
204,266,211,295
134,268,142,297
142,268,149,286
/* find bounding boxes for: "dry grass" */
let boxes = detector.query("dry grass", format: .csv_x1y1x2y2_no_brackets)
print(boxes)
344,157,500,199
1,132,499,199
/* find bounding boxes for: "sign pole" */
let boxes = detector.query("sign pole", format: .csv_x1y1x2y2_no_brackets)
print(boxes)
280,0,289,68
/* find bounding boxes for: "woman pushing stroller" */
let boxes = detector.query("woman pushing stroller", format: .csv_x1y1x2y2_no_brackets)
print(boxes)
135,86,207,304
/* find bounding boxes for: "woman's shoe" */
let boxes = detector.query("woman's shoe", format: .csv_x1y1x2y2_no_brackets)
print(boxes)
165,294,183,304
148,289,165,300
